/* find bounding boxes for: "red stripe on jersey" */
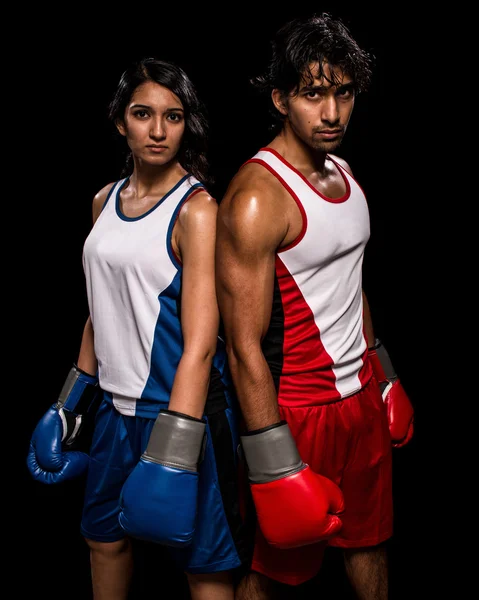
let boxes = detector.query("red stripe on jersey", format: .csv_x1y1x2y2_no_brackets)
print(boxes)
275,256,341,406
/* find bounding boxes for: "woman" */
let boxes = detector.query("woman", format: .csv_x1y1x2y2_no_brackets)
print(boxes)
28,57,248,600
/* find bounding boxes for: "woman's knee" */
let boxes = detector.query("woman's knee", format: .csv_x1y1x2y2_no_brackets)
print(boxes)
84,537,131,559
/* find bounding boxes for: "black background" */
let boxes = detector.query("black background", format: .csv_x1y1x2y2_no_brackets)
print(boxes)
15,4,455,599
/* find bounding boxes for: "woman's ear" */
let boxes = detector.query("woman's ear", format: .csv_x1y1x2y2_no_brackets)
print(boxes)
115,119,127,137
271,89,288,116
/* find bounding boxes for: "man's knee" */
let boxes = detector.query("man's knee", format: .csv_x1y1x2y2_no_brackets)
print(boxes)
235,570,281,600
343,543,388,568
343,544,388,600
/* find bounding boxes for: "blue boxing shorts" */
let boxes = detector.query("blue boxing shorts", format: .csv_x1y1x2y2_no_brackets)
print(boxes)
80,391,249,574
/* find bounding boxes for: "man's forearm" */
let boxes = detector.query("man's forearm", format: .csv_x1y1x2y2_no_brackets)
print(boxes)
228,350,280,430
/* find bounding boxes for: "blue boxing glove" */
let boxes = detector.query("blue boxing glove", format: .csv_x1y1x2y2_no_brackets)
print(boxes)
119,409,206,547
27,364,101,484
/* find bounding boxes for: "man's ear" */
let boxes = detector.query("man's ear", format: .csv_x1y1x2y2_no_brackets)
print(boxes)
115,119,127,137
272,89,288,115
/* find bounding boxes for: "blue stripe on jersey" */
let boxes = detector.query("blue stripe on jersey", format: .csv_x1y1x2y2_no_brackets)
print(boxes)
141,269,183,408
166,181,204,268
138,181,204,408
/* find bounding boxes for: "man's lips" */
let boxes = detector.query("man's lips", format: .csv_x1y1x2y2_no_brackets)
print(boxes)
314,130,342,138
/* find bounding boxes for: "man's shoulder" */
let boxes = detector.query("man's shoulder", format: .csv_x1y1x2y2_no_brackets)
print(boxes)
219,161,289,235
227,158,282,198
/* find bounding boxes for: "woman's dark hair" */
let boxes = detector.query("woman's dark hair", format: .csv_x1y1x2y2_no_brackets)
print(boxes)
251,13,374,133
108,57,212,184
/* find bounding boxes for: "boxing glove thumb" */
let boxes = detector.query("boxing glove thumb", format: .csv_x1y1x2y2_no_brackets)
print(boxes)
28,406,90,483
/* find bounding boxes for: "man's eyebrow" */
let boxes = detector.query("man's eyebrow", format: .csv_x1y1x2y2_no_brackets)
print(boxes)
302,81,355,92
337,81,355,89
302,84,327,91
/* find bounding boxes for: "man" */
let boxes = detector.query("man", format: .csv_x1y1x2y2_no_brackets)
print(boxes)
215,13,414,599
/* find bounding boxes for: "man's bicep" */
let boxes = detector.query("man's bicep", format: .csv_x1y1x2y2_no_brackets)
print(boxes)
216,234,275,344
216,182,285,345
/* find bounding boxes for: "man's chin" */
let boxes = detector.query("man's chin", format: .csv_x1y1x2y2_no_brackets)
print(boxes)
312,140,341,153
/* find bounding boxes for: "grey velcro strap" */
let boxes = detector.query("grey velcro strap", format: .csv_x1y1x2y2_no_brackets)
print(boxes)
241,422,304,484
143,411,206,472
57,366,83,408
374,339,398,381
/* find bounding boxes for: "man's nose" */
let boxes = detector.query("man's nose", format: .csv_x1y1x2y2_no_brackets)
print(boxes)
321,96,340,124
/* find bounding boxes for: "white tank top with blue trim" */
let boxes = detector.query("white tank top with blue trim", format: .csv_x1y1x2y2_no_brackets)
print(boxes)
82,174,208,417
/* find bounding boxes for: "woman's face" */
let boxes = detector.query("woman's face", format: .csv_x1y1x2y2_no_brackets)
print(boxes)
116,80,186,167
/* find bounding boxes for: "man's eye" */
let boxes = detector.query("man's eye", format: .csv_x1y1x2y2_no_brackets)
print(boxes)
338,88,353,99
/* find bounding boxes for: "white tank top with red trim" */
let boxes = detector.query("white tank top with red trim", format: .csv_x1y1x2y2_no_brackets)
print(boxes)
248,148,372,406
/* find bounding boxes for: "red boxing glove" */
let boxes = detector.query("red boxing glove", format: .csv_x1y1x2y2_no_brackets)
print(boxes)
240,421,344,549
368,339,414,448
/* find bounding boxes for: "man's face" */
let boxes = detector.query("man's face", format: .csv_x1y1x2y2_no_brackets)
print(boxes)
280,61,356,152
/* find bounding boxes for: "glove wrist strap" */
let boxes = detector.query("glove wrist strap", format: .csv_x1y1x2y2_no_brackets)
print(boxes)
144,410,206,472
55,364,101,447
370,339,398,381
241,421,304,484
56,364,99,413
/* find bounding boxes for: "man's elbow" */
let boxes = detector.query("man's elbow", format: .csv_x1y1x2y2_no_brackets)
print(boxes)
224,338,261,372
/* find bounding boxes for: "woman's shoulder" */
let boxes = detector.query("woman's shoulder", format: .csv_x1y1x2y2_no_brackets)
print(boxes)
92,180,119,222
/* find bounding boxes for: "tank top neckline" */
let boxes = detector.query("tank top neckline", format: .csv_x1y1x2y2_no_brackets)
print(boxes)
257,147,351,204
114,173,192,222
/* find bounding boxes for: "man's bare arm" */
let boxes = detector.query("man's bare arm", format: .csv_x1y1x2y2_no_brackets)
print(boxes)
216,171,288,430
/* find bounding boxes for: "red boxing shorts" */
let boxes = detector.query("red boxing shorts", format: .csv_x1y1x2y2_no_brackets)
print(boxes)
249,375,393,585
